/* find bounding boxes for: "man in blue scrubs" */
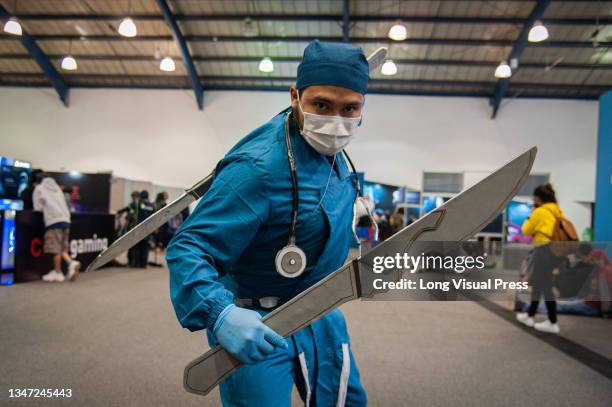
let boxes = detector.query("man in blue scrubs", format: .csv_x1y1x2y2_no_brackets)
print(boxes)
167,40,369,406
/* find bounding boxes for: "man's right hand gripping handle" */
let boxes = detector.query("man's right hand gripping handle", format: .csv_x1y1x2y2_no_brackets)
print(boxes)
212,304,288,365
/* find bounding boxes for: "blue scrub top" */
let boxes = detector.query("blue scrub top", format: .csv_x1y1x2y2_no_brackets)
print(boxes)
166,108,358,332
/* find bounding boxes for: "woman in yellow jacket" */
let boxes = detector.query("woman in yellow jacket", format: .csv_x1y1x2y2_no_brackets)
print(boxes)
516,183,563,334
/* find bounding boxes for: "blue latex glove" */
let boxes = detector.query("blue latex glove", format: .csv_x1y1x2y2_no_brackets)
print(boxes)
213,304,288,364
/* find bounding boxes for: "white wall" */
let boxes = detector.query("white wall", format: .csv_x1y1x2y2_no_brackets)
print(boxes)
0,87,598,233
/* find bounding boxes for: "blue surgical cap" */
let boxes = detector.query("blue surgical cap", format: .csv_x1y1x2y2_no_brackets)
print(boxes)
296,40,369,94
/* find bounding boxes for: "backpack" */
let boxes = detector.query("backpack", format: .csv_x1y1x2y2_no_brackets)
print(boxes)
542,206,578,241
542,206,579,256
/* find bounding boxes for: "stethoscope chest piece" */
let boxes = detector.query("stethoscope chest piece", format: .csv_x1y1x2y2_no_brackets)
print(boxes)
275,244,307,278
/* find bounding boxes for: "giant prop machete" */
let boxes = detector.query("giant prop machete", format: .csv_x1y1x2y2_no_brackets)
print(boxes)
85,46,389,273
183,146,537,396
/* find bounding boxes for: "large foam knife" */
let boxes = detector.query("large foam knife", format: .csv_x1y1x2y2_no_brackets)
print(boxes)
86,47,389,273
183,147,537,396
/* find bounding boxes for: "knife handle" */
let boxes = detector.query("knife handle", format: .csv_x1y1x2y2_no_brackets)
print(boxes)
184,345,242,396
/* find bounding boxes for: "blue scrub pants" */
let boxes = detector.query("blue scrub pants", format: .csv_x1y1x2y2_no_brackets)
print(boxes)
208,311,367,406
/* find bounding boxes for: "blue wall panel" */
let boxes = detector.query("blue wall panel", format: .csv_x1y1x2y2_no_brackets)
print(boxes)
595,90,612,241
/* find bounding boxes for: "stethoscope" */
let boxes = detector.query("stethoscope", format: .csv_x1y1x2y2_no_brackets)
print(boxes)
275,112,379,278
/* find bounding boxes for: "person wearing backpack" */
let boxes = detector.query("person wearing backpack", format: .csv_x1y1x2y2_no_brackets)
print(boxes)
516,183,575,334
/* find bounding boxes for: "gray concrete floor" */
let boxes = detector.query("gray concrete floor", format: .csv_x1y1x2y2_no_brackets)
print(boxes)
1,267,610,406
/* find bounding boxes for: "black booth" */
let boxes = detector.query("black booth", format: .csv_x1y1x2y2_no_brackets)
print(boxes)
0,162,116,284
10,211,115,282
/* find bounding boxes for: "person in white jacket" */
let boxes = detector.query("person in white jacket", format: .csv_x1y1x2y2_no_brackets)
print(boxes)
32,175,80,282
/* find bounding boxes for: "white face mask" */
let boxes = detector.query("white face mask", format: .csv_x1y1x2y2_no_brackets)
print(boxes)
297,94,362,156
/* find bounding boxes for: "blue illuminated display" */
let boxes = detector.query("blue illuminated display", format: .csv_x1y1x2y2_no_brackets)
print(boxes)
1,211,16,271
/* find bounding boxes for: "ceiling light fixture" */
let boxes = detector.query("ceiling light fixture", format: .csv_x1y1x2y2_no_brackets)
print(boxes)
3,17,22,36
118,17,137,37
61,55,78,70
258,57,274,73
388,23,407,41
528,20,549,42
61,39,77,70
3,0,22,36
494,61,511,78
381,60,398,76
118,0,137,37
160,56,176,72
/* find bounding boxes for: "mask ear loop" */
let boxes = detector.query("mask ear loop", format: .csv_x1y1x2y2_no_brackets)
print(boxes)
315,154,336,213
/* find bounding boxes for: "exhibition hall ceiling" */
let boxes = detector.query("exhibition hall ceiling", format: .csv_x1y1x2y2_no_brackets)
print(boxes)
0,0,610,99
